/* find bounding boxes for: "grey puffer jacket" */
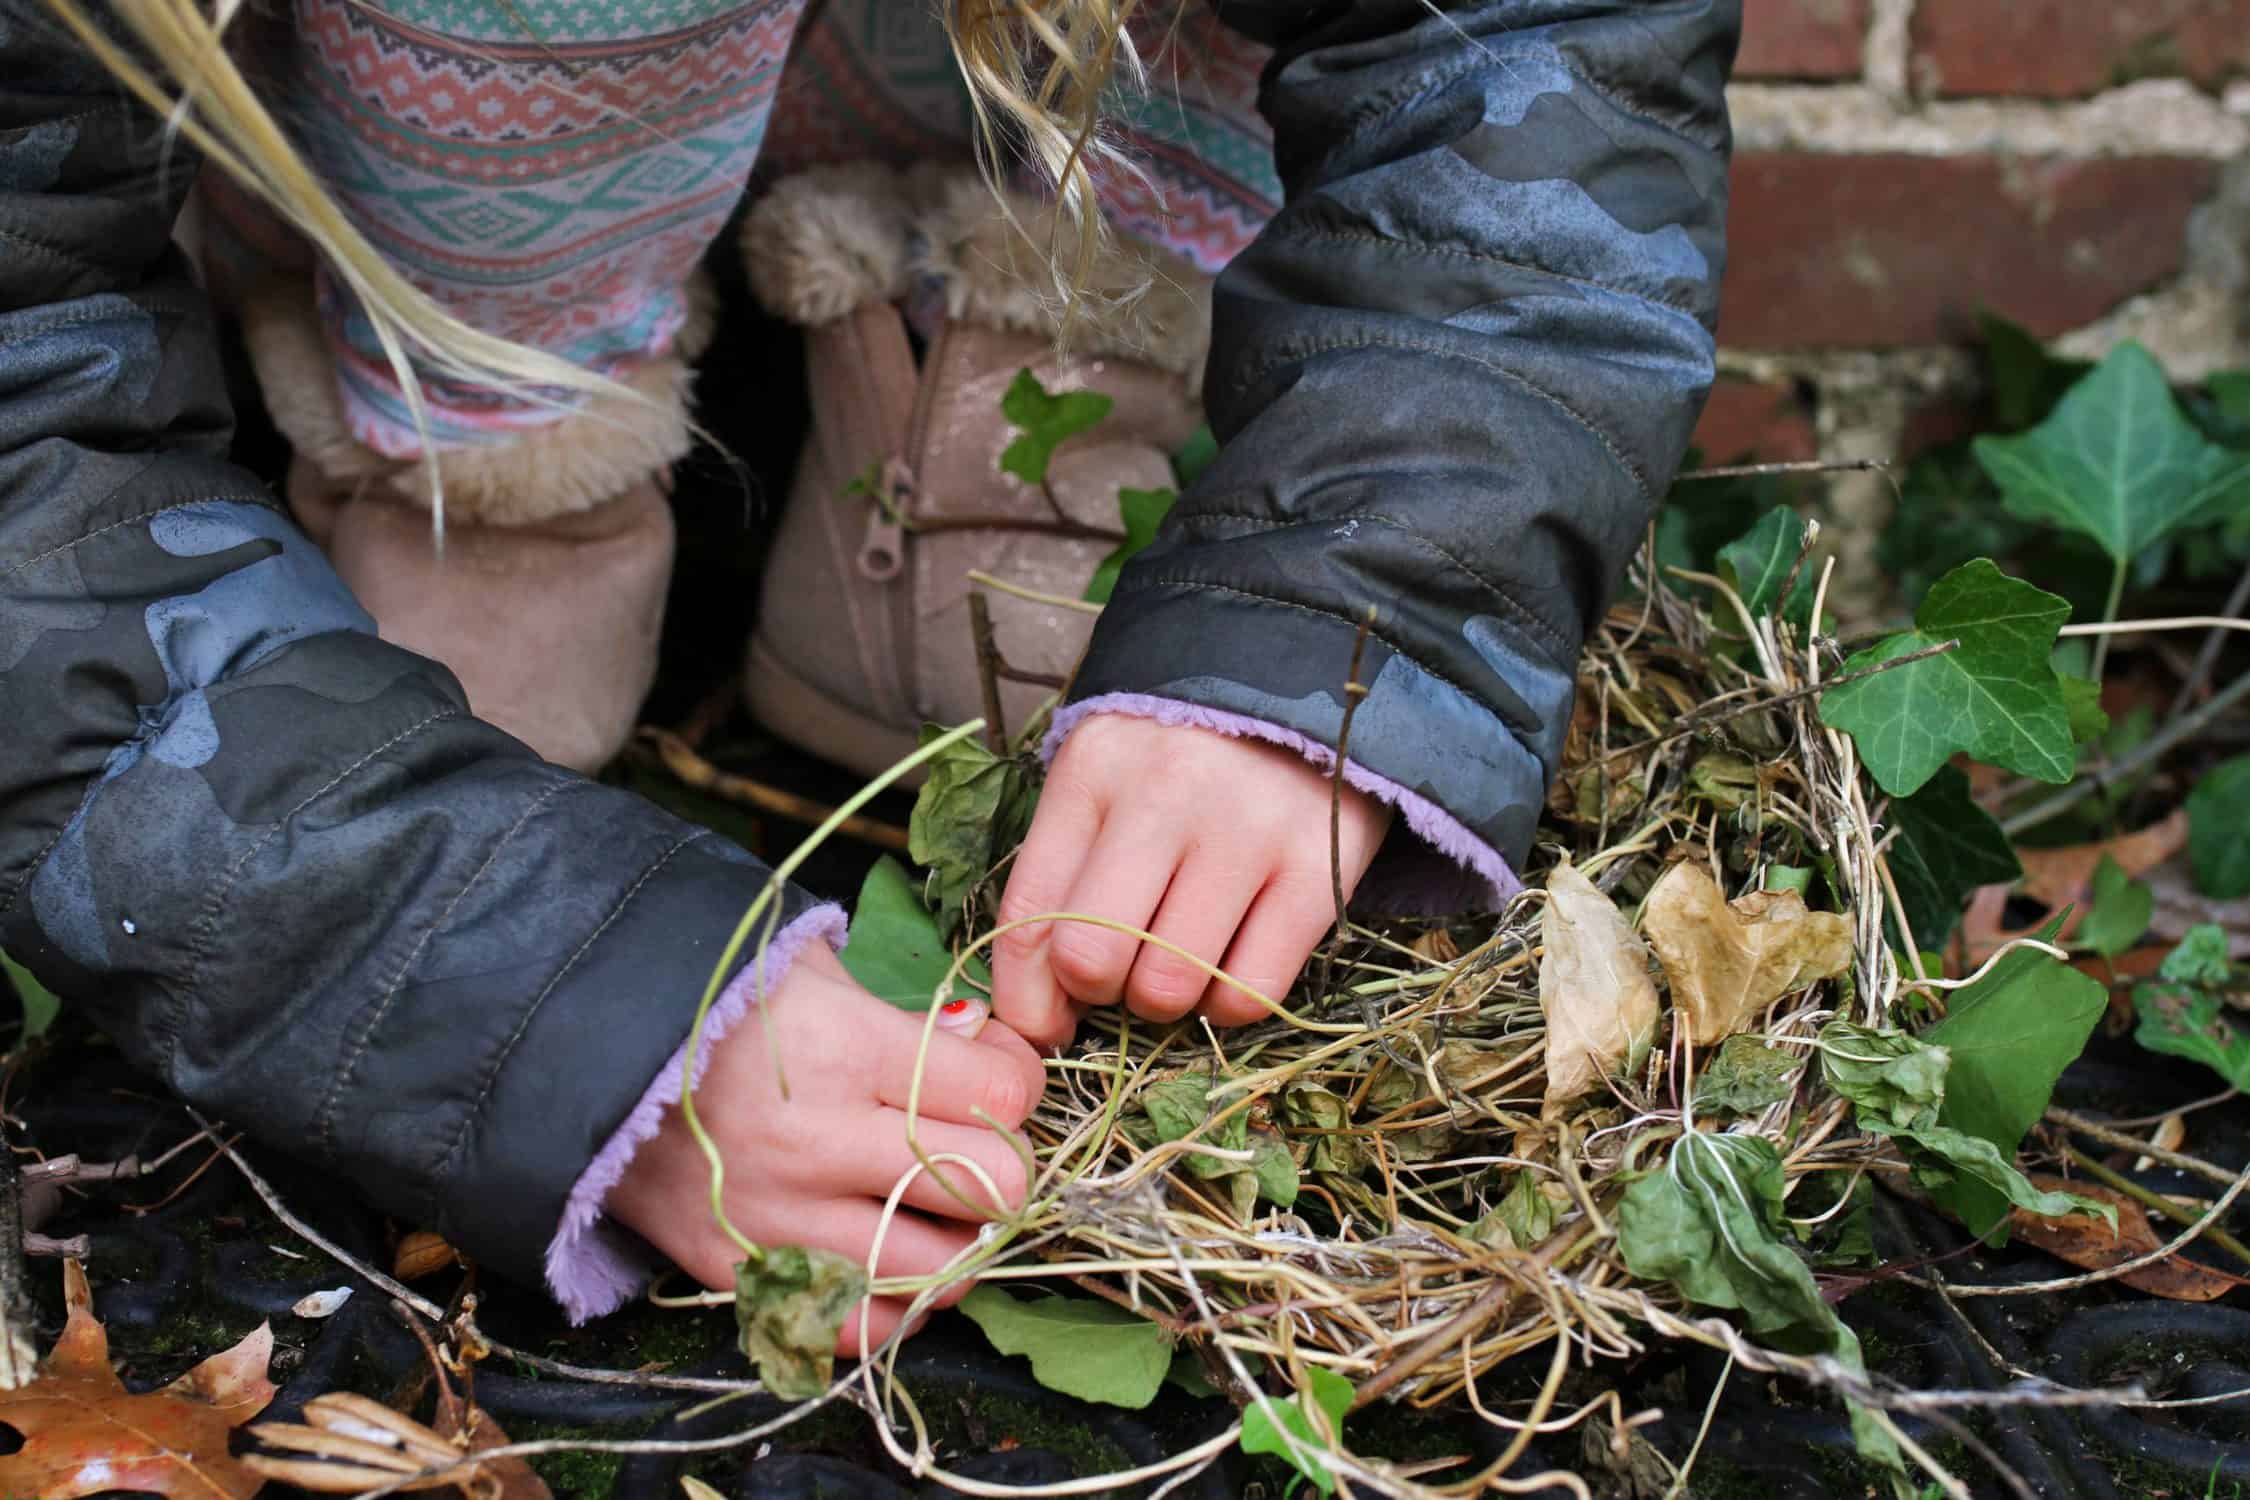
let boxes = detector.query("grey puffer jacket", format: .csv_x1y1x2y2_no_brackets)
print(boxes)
0,0,1734,1293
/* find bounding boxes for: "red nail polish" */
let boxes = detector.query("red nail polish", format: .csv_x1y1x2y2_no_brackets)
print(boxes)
941,999,971,1015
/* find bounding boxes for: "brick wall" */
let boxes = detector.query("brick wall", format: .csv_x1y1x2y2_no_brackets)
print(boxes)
1690,0,2250,594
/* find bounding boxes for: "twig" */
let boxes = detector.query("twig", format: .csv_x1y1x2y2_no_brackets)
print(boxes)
1318,608,1377,1004
916,512,1125,544
0,1150,34,1389
968,590,1013,756
965,569,1105,616
635,729,910,851
2058,614,2250,638
2048,1106,2243,1185
2063,1145,2250,1273
2167,562,2250,718
1588,637,1960,770
1673,458,1887,482
2002,667,2250,836
1925,1157,2250,1296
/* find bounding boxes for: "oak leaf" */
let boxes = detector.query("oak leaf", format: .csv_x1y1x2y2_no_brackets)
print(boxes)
1538,865,1659,1117
2008,1175,2248,1302
0,1259,276,1499
1643,863,1853,1047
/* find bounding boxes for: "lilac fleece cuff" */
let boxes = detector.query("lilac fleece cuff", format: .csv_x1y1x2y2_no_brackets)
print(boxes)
543,901,848,1324
1042,694,1525,914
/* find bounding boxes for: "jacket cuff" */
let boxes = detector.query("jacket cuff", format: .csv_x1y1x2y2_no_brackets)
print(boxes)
1043,695,1524,914
544,901,848,1323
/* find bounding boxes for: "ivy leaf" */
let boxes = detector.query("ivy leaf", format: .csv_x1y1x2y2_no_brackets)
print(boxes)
1979,311,2091,433
1172,425,1219,488
1471,1170,1561,1251
837,856,989,1010
907,728,1038,938
1166,1351,1219,1398
1133,1071,1248,1179
0,950,60,1041
1818,1022,1949,1132
1818,559,2075,796
1872,1119,2116,1230
2133,925,2248,1088
1692,1036,1803,1117
2079,854,2153,958
1617,1132,1899,1472
2163,923,2233,986
1884,765,2023,950
1240,1366,1354,1495
2059,675,2110,745
1283,1085,1366,1176
1250,1132,1300,1209
1718,507,1816,634
735,1247,869,1401
999,369,1114,486
2187,754,2250,899
1082,486,1177,605
1974,341,2250,564
958,1287,1171,1409
2210,371,2250,434
1921,918,2107,1240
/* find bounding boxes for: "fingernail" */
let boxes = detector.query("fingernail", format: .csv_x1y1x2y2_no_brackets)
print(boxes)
936,997,989,1037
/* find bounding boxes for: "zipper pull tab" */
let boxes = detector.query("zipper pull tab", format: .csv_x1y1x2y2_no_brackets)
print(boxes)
857,458,913,582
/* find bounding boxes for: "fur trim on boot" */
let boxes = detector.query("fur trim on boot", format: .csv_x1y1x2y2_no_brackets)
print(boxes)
739,163,1210,394
239,273,716,529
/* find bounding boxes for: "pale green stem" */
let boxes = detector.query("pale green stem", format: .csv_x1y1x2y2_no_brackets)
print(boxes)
2089,558,2128,682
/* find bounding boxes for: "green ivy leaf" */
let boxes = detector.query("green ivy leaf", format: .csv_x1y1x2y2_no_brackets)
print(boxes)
1979,311,2091,433
1884,764,2023,951
2211,371,2250,434
907,728,1038,938
1082,486,1177,605
958,1286,1171,1408
2187,755,2250,899
734,1246,869,1400
2059,674,2111,745
1240,1366,1354,1495
1283,1085,1367,1176
837,856,990,1009
1718,507,1816,634
1250,1132,1300,1208
1692,1035,1803,1117
1818,559,2075,796
1166,1350,1219,1398
1172,425,1219,488
1873,1118,2116,1229
1764,865,1813,896
2163,923,2233,986
2080,855,2154,958
999,370,1114,486
0,950,61,1041
1974,342,2250,565
1920,918,2107,1240
1133,1071,1248,1179
1617,1133,1899,1472
1818,1021,1950,1132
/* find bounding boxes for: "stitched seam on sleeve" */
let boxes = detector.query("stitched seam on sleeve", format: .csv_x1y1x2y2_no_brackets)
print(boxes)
1167,506,1578,658
1228,330,1653,505
3,495,284,580
174,709,465,1055
432,830,706,1195
1266,220,1715,316
313,775,579,1167
1113,574,1532,741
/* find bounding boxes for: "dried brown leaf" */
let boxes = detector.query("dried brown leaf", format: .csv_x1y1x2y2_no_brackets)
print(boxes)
2008,1174,2248,1302
1642,863,1853,1047
1538,865,1660,1118
0,1259,276,1499
394,1231,462,1281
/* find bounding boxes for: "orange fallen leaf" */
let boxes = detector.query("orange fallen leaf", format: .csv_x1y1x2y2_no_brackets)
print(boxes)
433,1386,551,1500
394,1231,462,1281
1961,812,2188,966
2008,1174,2248,1302
0,1259,276,1499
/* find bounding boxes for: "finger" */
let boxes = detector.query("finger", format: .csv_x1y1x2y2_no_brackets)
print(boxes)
1046,816,1184,1009
992,773,1105,1050
1198,867,1340,1027
867,1005,1047,1128
850,1113,1033,1221
1123,843,1265,1024
836,1296,916,1359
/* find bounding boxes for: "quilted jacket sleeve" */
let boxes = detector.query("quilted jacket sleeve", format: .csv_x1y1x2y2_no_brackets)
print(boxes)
0,1,820,1289
1067,0,1737,887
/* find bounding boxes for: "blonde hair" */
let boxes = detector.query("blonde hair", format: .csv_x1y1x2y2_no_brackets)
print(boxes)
40,0,1144,531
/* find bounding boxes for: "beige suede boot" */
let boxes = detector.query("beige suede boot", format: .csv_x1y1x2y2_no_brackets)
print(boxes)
241,277,712,774
738,165,1209,779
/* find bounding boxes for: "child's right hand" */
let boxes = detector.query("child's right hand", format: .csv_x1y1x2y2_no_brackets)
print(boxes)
609,944,1047,1353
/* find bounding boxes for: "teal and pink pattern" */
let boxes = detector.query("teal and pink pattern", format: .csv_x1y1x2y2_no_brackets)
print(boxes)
230,0,1282,461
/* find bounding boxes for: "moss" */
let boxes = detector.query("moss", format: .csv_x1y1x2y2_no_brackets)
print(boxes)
512,1417,643,1500
1677,1452,1772,1499
940,1386,1134,1482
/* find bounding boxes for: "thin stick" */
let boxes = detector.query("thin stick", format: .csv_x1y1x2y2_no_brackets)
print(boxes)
1929,1159,2250,1297
2003,667,2250,835
1673,458,1887,482
2064,1146,2250,1272
2166,563,2250,717
2058,614,2250,638
1319,607,1377,1003
966,569,1105,616
967,591,1012,756
2045,1107,2242,1189
1660,1350,1731,1500
635,729,910,851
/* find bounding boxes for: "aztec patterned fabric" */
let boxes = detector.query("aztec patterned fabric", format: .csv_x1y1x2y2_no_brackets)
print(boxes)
225,0,1281,457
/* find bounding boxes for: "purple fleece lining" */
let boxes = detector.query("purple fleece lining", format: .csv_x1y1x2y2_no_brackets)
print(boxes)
543,901,848,1323
1042,694,1525,912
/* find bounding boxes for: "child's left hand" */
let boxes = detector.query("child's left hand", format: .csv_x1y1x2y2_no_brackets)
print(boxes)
992,715,1393,1051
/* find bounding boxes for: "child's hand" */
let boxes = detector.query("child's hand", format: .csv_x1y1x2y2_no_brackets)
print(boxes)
993,716,1393,1051
610,944,1047,1353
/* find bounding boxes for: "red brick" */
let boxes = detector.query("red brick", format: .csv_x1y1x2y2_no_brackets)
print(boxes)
1900,398,1981,458
1718,153,2215,350
1910,0,2250,98
1692,379,1819,462
1737,0,1867,80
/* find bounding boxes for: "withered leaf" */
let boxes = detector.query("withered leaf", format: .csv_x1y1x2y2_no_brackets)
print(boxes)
0,1260,276,1500
2008,1174,2247,1302
1539,864,1660,1117
1643,863,1854,1047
